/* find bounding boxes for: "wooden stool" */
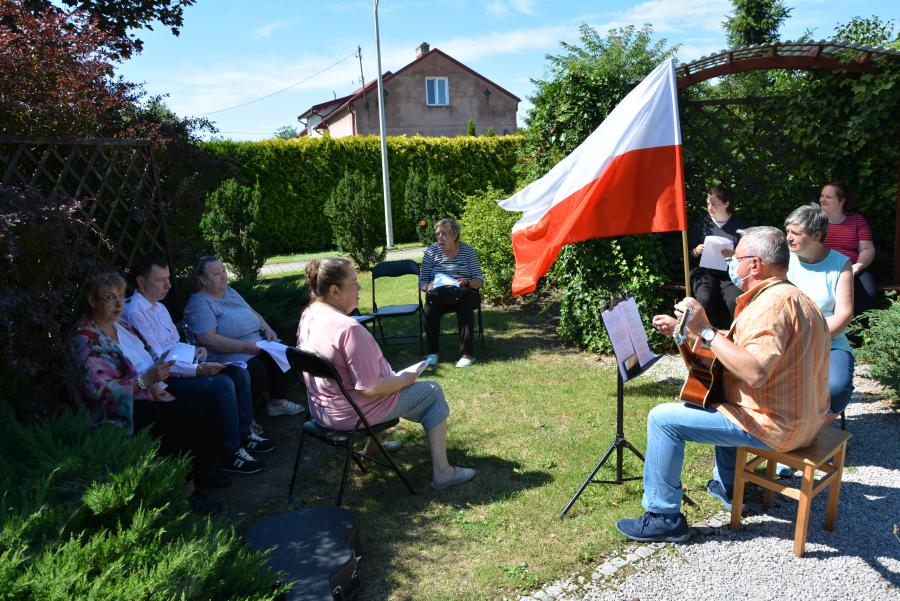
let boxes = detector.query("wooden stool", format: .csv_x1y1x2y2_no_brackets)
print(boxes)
730,426,852,557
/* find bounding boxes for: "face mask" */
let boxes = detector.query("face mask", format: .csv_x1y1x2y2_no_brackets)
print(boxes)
728,258,745,289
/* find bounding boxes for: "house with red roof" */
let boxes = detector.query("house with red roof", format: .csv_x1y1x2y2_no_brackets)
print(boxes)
297,43,519,138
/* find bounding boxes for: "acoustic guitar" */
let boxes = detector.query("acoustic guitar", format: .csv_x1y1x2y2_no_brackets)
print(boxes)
674,309,724,408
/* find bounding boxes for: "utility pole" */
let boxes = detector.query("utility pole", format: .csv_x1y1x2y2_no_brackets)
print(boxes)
374,0,394,248
357,46,371,133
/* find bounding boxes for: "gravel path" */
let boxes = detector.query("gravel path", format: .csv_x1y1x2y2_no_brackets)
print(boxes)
258,246,425,276
521,357,900,601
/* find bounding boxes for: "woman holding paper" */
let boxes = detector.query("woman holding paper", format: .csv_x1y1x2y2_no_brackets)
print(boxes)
688,185,750,327
298,258,475,490
69,271,232,505
418,218,484,368
184,255,301,418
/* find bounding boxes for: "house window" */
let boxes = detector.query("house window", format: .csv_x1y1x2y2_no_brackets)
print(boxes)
425,77,449,106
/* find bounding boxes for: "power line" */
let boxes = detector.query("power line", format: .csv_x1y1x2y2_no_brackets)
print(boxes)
203,51,358,116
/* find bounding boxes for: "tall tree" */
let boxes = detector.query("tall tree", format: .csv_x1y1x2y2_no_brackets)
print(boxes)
834,16,899,47
523,24,678,180
724,0,791,47
20,0,195,58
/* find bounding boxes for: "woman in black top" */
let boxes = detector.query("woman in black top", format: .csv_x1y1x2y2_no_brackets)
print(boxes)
688,185,750,328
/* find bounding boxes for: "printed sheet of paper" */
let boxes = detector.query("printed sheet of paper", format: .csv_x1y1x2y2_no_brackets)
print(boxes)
255,340,291,372
619,297,657,367
601,305,634,380
433,272,460,288
397,359,429,377
166,342,196,365
699,235,734,271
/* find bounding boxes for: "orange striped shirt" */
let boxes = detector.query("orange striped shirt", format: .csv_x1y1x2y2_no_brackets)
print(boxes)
716,277,830,452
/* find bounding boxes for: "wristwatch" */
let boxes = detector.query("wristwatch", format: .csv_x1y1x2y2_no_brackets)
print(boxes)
136,374,148,390
700,328,717,344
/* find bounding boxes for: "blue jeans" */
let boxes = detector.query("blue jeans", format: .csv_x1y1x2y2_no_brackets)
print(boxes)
829,348,854,415
166,366,253,455
642,403,769,514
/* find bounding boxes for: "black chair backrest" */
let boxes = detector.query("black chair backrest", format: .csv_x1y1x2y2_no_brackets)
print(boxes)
287,347,341,382
372,259,419,280
287,347,374,432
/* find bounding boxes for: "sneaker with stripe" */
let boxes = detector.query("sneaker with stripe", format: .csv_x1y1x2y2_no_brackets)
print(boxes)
222,447,264,474
243,432,275,454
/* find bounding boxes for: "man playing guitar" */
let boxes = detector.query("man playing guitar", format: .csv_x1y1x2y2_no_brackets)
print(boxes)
616,226,831,543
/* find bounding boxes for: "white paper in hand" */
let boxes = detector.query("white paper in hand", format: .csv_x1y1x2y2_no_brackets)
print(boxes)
699,235,734,271
398,359,429,377
167,342,196,364
433,272,460,288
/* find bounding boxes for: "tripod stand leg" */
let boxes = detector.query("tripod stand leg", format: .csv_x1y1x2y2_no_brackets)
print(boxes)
559,439,618,519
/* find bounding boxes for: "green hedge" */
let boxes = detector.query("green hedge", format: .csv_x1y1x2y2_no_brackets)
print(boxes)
202,135,524,255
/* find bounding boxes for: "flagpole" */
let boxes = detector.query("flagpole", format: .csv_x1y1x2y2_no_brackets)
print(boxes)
681,230,691,297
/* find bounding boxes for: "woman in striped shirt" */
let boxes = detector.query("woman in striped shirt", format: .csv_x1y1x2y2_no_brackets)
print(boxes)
818,181,877,314
418,218,484,368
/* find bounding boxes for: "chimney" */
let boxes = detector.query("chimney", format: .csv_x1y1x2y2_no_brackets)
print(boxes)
415,42,430,58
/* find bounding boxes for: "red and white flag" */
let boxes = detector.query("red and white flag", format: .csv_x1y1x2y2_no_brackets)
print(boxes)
498,59,687,296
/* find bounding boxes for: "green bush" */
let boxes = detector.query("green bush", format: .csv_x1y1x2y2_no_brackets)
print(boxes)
852,294,900,404
200,178,266,281
404,169,463,244
0,406,283,599
201,135,524,254
460,186,521,303
325,170,386,270
554,236,669,353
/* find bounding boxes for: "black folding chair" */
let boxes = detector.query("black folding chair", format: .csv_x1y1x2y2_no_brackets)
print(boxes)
286,347,415,506
370,259,424,353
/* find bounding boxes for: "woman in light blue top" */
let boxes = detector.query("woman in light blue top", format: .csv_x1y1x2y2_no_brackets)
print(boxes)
785,204,854,415
184,256,302,418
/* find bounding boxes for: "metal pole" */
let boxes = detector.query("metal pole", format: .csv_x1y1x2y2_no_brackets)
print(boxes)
374,0,394,248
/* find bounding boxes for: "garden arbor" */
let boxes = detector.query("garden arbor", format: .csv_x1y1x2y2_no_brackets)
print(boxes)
675,40,900,284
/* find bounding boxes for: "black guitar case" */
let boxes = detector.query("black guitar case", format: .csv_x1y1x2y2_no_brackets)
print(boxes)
244,507,362,601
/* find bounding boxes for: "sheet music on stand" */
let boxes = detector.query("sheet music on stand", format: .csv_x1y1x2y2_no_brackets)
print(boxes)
601,296,659,382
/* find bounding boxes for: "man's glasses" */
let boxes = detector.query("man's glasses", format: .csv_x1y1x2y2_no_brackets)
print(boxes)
725,255,758,266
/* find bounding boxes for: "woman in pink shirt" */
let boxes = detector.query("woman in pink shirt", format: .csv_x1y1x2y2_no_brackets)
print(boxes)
818,181,877,314
296,257,475,490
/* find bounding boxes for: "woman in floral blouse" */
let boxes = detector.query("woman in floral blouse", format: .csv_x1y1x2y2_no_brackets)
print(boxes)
69,271,224,496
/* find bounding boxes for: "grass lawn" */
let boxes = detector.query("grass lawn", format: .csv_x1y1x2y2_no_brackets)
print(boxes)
265,242,424,265
234,271,721,600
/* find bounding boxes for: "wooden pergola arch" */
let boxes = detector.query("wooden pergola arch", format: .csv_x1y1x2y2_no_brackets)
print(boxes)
674,41,900,283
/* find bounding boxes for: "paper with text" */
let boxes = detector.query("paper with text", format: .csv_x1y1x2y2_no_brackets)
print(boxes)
699,235,734,270
255,340,291,372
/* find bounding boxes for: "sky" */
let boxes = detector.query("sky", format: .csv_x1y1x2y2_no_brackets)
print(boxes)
116,0,899,140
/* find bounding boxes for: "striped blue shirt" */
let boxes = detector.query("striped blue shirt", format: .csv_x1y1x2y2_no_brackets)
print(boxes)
419,242,483,287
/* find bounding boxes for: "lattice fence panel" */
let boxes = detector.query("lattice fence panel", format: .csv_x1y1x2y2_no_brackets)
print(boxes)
0,137,169,274
679,97,827,223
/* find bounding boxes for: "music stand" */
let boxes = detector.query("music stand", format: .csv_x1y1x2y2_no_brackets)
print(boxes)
559,295,694,518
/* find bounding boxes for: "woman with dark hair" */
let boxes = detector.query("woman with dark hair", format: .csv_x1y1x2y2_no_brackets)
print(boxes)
297,257,475,490
69,271,226,510
183,256,301,418
687,185,750,327
818,181,877,314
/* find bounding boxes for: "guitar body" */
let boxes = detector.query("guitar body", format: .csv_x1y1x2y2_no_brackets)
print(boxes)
677,337,724,408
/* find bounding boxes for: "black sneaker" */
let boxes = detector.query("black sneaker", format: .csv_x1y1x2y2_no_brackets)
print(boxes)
222,447,264,474
242,432,275,454
616,511,692,543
